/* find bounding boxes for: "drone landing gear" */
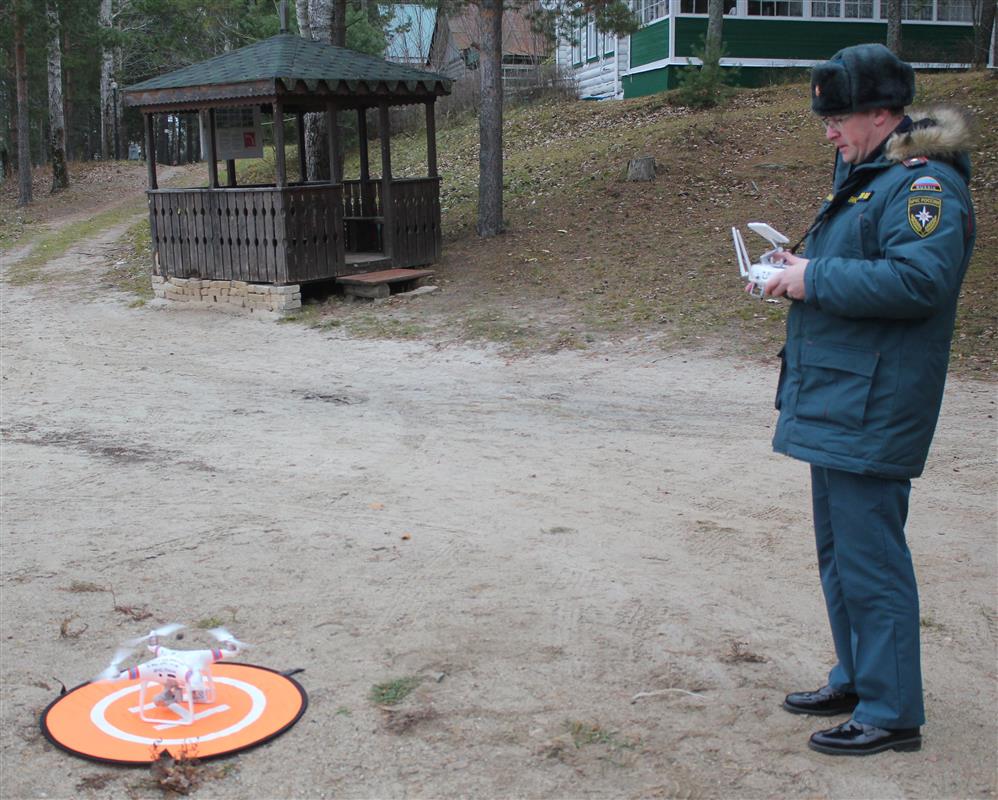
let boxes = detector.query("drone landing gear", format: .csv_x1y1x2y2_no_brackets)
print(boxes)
137,675,217,726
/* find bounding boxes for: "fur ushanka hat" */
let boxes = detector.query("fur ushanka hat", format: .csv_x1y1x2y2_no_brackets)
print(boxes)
811,43,915,115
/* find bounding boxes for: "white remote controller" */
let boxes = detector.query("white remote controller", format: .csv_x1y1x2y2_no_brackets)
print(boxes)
732,222,789,298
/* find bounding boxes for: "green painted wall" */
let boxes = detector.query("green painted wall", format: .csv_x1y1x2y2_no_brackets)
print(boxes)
622,67,673,97
622,64,806,96
674,17,973,63
620,16,974,98
630,19,670,68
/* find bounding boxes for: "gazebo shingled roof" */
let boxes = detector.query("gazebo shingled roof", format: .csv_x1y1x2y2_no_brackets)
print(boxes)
125,32,452,111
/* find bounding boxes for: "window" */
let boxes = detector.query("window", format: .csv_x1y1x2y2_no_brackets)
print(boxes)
843,0,873,16
572,22,583,64
633,0,669,24
937,0,973,20
681,0,736,10
747,0,804,15
811,0,842,16
586,15,597,58
901,0,933,19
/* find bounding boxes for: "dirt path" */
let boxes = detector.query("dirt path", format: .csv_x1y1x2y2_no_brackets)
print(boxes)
1,214,995,799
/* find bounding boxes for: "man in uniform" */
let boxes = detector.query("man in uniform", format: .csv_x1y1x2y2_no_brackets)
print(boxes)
763,44,976,755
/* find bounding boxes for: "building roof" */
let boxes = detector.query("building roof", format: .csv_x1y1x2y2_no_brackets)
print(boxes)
446,6,548,58
383,4,437,63
125,32,450,111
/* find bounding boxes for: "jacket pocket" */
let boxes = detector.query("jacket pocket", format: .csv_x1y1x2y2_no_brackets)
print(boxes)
795,344,879,430
775,346,787,410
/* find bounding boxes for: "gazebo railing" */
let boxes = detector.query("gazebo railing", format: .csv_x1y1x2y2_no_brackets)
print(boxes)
342,180,382,219
148,177,439,282
149,184,345,284
389,178,441,268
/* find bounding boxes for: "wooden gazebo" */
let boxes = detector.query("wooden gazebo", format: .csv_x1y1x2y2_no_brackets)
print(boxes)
124,29,451,288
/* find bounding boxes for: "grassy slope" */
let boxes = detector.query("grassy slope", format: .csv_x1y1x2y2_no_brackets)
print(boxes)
5,76,991,376
362,73,995,375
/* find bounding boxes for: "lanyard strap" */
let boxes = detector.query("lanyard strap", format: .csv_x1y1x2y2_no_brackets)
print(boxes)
790,166,883,255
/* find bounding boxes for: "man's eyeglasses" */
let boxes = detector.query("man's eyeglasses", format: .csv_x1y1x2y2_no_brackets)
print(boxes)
819,114,853,131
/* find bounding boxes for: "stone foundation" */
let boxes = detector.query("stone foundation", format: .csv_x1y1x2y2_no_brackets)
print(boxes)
152,276,302,319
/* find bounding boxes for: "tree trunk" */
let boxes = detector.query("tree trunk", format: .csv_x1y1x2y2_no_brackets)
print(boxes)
331,0,347,47
157,114,169,163
477,0,504,237
15,3,32,206
185,114,194,163
4,47,16,184
302,0,336,181
886,0,902,55
295,0,311,38
706,0,724,62
62,26,75,160
114,44,123,158
47,0,69,191
99,0,114,160
973,0,996,68
173,114,180,165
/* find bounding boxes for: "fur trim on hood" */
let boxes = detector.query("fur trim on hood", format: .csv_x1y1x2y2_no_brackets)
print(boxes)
886,107,973,164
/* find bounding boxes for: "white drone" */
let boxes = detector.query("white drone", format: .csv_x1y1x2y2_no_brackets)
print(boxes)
732,222,789,298
94,624,249,726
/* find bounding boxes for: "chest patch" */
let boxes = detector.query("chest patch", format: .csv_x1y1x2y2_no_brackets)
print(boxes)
903,156,929,168
910,176,942,193
908,196,942,238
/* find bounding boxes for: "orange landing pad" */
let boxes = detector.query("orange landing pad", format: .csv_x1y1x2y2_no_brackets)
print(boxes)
41,663,307,764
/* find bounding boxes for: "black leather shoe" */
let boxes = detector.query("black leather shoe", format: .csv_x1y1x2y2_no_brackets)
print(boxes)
783,685,859,716
808,718,921,756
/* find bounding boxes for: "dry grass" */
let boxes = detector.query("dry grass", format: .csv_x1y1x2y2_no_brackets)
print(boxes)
312,72,997,376
6,74,995,376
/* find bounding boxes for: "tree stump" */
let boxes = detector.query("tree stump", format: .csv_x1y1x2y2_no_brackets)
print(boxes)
627,156,656,182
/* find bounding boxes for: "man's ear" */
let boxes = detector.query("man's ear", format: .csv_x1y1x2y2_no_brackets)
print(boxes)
871,108,895,130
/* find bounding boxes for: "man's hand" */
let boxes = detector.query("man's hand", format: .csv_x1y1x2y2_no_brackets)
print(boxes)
765,251,809,300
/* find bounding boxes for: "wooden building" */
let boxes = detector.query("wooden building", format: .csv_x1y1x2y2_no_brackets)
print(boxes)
558,0,990,99
124,29,451,287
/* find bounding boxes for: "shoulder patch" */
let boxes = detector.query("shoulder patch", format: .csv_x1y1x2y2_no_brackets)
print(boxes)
902,156,929,168
908,196,942,238
910,176,942,192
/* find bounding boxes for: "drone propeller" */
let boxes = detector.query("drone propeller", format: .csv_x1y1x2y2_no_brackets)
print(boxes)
208,627,250,652
126,622,185,648
94,646,133,682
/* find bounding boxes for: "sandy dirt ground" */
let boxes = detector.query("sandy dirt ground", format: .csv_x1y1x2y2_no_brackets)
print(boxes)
1,216,996,800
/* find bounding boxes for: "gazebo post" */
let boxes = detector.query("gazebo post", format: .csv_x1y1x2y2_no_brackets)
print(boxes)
226,159,237,187
326,101,341,184
207,108,220,188
274,100,287,188
378,102,394,262
425,101,437,178
296,110,307,182
357,108,371,213
144,113,158,189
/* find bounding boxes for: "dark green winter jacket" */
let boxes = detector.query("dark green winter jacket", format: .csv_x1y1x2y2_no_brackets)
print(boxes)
772,109,976,479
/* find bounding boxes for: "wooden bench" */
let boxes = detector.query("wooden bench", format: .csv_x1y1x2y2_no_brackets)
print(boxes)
336,268,435,299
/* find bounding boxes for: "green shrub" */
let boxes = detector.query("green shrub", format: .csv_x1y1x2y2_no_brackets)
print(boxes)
671,38,739,110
